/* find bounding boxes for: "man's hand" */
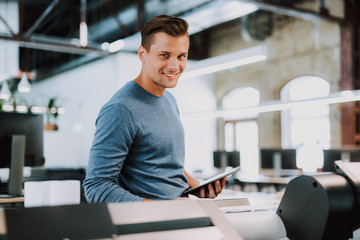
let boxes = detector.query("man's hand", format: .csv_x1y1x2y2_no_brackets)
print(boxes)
195,177,227,199
184,170,227,199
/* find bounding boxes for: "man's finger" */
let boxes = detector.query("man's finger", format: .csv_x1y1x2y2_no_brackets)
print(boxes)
199,186,206,198
207,184,216,199
221,176,227,188
214,180,222,195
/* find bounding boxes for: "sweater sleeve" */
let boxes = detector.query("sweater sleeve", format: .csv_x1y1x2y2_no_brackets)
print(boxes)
83,103,144,202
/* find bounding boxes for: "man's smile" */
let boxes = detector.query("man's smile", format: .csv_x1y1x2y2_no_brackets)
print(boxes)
163,72,180,78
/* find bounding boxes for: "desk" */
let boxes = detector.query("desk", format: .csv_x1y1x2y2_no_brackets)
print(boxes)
233,174,295,193
0,196,24,208
0,197,24,204
237,175,294,185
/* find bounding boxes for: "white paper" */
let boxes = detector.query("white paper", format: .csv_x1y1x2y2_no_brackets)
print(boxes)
24,180,80,208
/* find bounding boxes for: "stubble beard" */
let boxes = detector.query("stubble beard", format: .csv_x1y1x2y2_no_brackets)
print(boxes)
153,72,181,89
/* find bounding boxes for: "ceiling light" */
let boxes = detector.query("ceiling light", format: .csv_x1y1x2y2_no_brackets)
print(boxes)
18,72,31,93
79,21,88,47
31,106,47,114
1,104,13,111
108,39,125,53
182,45,267,79
15,105,28,113
0,80,11,100
184,1,258,35
181,89,360,121
101,42,110,50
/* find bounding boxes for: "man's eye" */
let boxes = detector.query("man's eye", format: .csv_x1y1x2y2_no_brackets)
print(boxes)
161,54,169,58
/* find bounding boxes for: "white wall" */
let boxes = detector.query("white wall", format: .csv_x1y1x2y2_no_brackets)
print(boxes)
170,74,217,176
24,53,139,168
0,1,19,79
23,52,217,176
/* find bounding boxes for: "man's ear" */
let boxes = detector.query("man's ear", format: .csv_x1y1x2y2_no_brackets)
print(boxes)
138,45,146,62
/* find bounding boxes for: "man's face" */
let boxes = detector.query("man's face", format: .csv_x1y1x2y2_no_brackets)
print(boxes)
139,32,189,91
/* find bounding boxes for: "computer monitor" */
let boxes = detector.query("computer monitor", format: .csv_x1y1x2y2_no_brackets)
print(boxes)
213,151,240,169
0,112,45,195
0,112,45,168
323,148,360,172
260,148,297,170
322,149,342,172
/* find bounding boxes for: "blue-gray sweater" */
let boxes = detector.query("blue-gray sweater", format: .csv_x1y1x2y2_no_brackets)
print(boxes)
83,81,189,202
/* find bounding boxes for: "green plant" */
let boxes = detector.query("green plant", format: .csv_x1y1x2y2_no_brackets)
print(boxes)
9,97,16,112
46,97,59,124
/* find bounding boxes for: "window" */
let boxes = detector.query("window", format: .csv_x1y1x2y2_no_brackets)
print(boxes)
281,76,330,172
222,87,260,178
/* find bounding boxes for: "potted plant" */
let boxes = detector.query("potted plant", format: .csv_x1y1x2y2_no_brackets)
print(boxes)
44,97,60,131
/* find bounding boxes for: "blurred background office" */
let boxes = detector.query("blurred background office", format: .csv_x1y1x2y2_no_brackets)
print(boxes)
0,0,359,187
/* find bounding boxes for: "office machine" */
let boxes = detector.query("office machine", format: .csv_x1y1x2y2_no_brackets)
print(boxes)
277,160,360,240
1,161,360,239
3,203,115,240
0,200,242,240
0,112,45,195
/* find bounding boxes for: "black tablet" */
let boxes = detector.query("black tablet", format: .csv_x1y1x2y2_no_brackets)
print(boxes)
184,166,241,194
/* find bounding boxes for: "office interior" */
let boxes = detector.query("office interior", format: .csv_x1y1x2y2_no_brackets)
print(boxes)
0,0,360,239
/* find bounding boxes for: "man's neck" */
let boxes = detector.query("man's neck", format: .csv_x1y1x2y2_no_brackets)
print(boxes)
134,74,165,96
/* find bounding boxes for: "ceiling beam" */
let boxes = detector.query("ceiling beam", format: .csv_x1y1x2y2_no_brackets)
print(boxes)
0,33,108,56
0,15,16,36
24,0,61,38
106,1,131,37
136,0,145,32
238,0,344,24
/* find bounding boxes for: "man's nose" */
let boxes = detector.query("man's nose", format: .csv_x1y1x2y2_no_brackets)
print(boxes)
167,57,179,70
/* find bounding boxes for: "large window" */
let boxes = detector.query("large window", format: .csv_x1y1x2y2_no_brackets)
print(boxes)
281,76,330,172
222,87,260,178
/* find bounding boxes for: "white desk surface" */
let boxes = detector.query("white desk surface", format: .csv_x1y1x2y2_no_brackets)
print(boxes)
221,189,287,240
190,189,288,240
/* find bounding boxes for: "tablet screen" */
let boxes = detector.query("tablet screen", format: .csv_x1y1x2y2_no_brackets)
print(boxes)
184,166,241,194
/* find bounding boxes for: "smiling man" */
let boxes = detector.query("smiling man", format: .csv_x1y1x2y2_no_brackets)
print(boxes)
83,14,226,202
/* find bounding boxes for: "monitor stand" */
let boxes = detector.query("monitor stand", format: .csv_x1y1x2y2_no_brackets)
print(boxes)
273,152,282,177
8,135,25,196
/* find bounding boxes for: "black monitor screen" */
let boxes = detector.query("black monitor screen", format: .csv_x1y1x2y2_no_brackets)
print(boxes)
213,151,240,168
323,149,360,172
0,112,45,168
322,149,342,172
260,148,297,170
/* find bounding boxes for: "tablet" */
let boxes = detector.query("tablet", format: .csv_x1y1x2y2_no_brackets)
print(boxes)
184,166,241,194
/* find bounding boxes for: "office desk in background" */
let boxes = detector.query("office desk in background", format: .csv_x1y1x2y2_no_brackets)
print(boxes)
0,196,24,204
0,196,24,208
232,173,295,193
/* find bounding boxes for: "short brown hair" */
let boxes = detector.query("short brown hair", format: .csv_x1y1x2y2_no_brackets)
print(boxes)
141,14,189,51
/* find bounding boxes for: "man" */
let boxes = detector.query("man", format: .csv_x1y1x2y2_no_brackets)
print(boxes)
83,14,226,202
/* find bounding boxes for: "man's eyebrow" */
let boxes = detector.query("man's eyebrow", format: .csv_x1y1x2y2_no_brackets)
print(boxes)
158,51,188,55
